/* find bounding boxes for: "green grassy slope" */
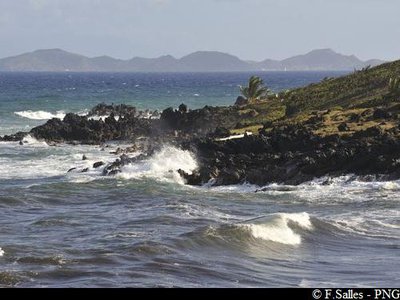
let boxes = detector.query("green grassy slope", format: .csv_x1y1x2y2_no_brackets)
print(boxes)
228,59,400,136
283,60,400,113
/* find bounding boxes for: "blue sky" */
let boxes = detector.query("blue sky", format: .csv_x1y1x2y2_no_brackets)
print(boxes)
0,0,399,60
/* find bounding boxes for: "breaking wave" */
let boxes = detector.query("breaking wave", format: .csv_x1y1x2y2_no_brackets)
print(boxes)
117,146,198,185
182,212,314,250
237,212,313,245
15,110,66,120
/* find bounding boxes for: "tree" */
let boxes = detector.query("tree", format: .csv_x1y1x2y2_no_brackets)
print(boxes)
239,76,270,103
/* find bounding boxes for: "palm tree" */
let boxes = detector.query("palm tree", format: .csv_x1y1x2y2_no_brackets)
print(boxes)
239,76,269,102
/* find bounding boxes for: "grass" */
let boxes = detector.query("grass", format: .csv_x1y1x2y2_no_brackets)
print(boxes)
235,100,286,128
225,59,400,137
198,59,400,140
282,60,400,113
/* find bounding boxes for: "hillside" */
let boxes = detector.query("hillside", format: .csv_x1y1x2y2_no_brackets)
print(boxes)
179,51,252,72
254,49,380,71
0,49,92,72
284,59,400,112
229,59,400,138
0,48,385,72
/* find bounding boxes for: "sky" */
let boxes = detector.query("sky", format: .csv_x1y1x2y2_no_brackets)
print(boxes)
0,0,399,61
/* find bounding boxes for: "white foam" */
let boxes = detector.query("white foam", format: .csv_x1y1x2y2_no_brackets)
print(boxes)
379,181,400,190
371,219,400,229
201,175,400,197
253,176,400,207
118,146,198,184
203,183,259,193
241,212,312,245
167,202,237,221
0,247,4,257
330,210,400,238
21,134,48,147
0,141,119,181
77,109,89,116
15,110,66,120
299,279,345,288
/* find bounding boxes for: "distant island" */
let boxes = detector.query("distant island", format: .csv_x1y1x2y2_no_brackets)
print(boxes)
0,48,385,72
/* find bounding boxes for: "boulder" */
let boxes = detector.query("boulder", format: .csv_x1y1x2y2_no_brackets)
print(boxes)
373,108,392,120
178,103,188,113
338,123,350,132
93,161,105,168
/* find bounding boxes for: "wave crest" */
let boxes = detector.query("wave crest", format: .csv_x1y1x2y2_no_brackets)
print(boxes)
238,212,313,245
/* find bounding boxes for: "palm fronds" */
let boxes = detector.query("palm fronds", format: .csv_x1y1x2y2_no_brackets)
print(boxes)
240,76,269,102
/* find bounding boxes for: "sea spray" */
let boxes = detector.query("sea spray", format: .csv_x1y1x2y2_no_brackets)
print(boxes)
22,134,49,147
118,146,198,184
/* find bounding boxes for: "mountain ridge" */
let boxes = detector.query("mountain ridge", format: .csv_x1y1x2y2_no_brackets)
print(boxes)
0,48,387,72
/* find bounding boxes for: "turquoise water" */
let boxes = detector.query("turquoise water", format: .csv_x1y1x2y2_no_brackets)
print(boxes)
1,71,399,288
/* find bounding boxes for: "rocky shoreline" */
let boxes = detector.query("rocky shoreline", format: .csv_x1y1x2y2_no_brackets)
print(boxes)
2,100,400,187
179,123,400,186
2,59,400,186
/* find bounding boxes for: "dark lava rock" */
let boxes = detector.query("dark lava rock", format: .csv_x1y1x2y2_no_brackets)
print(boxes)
178,103,188,113
338,123,350,132
87,103,137,118
179,123,400,187
373,108,392,120
7,102,400,187
349,113,361,122
0,132,27,142
212,127,230,138
30,112,154,144
93,161,105,168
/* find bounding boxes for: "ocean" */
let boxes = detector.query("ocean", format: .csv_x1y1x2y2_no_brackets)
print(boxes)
0,71,399,287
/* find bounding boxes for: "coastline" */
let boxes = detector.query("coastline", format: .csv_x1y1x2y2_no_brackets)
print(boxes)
1,61,400,289
1,60,400,187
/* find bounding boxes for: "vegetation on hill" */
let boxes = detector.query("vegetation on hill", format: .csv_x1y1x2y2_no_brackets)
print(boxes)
230,59,400,136
283,60,400,113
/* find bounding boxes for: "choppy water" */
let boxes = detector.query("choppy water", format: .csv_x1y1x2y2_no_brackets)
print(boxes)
1,72,399,288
